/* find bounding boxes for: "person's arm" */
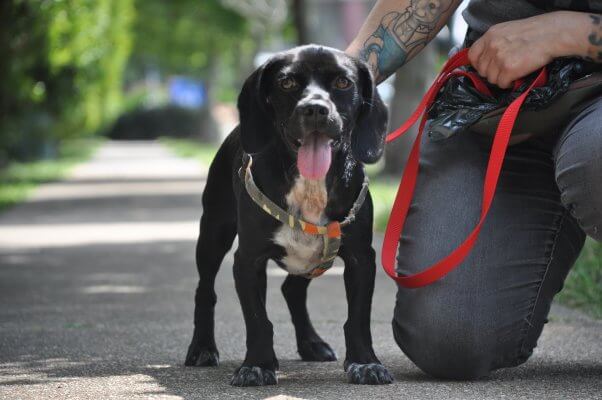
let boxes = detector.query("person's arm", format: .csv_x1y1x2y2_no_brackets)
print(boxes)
346,0,461,84
468,11,602,89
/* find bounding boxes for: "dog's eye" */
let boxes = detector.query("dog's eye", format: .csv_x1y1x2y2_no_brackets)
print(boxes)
334,76,352,90
279,77,298,91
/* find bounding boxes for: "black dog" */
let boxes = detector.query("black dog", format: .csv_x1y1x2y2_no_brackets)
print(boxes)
185,45,391,386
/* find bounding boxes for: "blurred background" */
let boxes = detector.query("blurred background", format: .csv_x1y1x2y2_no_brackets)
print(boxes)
0,0,471,169
0,0,599,317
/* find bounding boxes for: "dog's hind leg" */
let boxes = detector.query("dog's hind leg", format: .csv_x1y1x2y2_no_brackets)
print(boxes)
281,275,337,362
185,145,237,367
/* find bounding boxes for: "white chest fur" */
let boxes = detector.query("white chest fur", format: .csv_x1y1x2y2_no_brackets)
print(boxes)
273,177,329,275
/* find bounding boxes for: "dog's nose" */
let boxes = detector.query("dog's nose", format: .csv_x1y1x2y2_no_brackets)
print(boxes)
299,102,329,118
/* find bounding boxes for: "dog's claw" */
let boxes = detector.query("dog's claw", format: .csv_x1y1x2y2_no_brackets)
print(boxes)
230,366,277,386
298,340,337,362
346,363,393,385
185,346,219,367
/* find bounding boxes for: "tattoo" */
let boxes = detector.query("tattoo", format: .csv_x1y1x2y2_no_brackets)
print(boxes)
359,0,454,81
586,14,602,62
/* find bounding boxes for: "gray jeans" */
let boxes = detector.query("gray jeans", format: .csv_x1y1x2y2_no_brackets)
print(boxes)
392,96,602,379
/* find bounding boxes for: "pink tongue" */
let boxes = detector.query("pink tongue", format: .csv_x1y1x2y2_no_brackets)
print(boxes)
296,134,332,180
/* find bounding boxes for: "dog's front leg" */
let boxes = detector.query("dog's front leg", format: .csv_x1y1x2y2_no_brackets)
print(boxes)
230,249,278,386
340,245,393,385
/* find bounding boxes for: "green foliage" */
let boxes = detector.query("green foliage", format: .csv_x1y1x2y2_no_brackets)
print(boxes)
125,0,262,108
0,0,134,164
0,138,102,211
558,239,602,318
128,0,247,80
0,0,271,164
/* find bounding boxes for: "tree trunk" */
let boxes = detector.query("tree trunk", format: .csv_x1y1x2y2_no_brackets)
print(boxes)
292,0,308,45
199,51,220,143
383,46,436,175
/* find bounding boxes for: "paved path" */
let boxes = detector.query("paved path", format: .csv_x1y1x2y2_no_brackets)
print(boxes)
0,141,600,400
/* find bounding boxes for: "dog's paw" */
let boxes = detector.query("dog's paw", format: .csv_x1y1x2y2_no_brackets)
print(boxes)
230,366,277,386
298,340,337,362
185,345,219,367
346,363,393,385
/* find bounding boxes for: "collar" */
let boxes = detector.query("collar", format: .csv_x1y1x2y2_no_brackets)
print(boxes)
239,153,369,278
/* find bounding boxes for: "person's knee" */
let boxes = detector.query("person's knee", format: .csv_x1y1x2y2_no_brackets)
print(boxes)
393,299,496,380
555,116,602,241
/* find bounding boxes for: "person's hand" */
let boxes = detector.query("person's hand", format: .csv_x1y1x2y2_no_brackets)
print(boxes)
468,11,584,89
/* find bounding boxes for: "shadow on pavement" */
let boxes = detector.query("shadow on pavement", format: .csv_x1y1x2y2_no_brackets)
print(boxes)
1,239,601,399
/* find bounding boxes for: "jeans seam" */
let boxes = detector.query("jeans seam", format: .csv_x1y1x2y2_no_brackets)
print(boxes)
516,208,567,360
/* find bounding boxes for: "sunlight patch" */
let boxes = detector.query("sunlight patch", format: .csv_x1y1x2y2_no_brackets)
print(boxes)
80,285,147,294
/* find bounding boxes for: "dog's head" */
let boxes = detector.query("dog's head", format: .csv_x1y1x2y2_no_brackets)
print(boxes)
237,45,388,180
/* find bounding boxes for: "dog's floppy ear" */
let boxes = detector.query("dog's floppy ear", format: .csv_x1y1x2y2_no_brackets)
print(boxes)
237,57,283,154
350,60,388,164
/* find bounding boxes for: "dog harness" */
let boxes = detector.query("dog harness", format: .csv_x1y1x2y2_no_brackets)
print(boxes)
240,154,369,278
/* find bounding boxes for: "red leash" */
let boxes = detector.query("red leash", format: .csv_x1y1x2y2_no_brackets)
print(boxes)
382,48,548,288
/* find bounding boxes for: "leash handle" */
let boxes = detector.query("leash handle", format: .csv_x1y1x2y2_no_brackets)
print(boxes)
382,48,548,288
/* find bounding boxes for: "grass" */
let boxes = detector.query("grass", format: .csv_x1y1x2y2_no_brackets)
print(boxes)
164,137,602,318
368,176,398,232
0,138,102,211
557,239,602,318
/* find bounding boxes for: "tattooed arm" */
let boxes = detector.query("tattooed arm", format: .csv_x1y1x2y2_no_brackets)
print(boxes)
468,11,602,88
346,0,461,83
584,14,602,61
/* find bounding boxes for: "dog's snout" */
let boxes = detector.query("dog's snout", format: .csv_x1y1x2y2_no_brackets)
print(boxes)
300,102,329,117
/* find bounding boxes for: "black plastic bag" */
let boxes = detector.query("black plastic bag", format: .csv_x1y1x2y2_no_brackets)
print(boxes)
426,58,592,141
